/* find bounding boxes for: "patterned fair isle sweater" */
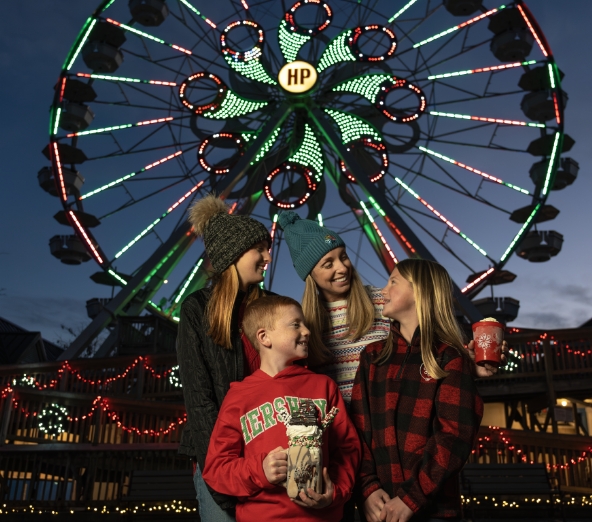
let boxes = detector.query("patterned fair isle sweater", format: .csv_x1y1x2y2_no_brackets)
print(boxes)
317,286,391,405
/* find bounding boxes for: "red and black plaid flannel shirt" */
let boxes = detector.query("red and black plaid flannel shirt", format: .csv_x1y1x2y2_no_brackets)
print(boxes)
350,327,483,519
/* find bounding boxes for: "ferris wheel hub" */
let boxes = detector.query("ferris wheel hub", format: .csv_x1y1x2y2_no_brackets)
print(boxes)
278,61,317,94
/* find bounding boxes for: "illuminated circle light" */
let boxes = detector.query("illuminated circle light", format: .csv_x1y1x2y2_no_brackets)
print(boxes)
278,61,318,93
178,73,227,115
286,0,332,37
220,20,265,61
198,133,245,175
376,78,426,123
169,365,182,388
38,403,69,437
264,162,317,209
349,25,397,62
339,138,388,183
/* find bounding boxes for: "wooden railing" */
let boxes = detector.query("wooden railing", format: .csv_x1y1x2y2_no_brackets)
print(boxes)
0,443,194,507
471,426,592,493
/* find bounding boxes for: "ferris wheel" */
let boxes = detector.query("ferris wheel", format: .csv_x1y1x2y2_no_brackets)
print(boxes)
42,0,575,359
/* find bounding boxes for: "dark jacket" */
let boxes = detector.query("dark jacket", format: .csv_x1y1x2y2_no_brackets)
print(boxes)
350,326,483,520
177,286,256,511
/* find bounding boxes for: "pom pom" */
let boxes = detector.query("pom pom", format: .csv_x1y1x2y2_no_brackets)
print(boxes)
188,194,229,236
278,211,301,230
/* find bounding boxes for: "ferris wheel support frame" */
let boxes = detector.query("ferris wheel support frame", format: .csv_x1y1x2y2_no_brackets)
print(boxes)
60,103,292,360
310,107,483,323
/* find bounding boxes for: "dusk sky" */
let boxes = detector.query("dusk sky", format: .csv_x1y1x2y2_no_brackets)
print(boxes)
0,0,591,344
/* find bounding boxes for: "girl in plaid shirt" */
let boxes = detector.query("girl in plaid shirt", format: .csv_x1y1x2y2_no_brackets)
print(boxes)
351,259,483,522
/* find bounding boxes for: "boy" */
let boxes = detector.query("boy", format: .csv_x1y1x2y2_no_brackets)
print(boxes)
202,295,361,521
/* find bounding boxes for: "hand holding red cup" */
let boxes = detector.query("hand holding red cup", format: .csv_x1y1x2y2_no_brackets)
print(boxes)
472,317,504,367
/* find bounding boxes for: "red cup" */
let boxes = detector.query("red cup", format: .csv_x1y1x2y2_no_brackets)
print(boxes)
472,320,504,367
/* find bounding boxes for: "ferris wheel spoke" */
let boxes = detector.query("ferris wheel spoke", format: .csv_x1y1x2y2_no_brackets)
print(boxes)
423,60,540,82
104,18,193,55
387,0,423,24
63,116,177,139
412,4,506,51
74,72,177,87
176,0,218,29
418,146,531,196
396,204,478,273
428,110,546,129
422,135,529,155
80,151,184,201
111,180,206,261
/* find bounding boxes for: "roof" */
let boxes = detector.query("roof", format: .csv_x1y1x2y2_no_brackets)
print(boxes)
0,316,64,364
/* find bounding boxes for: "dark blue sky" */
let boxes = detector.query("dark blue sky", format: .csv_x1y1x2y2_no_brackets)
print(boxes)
0,1,590,343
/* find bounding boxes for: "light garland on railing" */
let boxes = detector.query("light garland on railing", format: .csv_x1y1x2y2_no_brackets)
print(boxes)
474,426,592,472
0,385,187,439
6,356,177,391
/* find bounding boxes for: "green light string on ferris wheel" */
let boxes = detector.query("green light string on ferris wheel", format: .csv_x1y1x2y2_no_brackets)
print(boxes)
288,124,324,181
331,74,393,103
541,132,561,196
418,146,530,195
65,116,174,138
79,151,183,200
317,214,323,227
317,30,355,72
174,258,205,304
367,197,417,254
500,202,541,262
223,53,277,85
359,201,398,263
427,60,537,80
413,5,506,48
178,0,217,28
278,19,311,63
114,180,205,259
144,243,182,284
251,127,282,165
52,107,62,136
324,109,381,144
429,111,545,129
75,72,177,86
105,18,193,55
63,17,97,71
393,177,488,257
203,90,268,120
388,0,421,23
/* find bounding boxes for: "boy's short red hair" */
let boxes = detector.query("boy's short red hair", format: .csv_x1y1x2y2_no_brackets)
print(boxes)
242,295,302,350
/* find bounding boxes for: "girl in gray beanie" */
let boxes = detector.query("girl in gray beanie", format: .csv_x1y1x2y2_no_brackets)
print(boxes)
177,194,272,521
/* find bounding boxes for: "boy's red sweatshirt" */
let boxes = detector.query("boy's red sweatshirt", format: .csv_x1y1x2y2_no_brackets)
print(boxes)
202,365,361,522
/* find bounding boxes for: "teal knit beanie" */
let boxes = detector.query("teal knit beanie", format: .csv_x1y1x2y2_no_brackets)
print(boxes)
278,211,345,280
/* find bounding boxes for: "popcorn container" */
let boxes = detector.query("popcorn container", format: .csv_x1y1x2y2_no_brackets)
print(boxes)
472,320,504,367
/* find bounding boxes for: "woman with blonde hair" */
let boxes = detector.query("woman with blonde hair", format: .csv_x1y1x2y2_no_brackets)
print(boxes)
351,259,483,522
177,194,272,521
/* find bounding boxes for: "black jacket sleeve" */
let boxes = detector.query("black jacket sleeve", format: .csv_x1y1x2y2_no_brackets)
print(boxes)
176,291,237,511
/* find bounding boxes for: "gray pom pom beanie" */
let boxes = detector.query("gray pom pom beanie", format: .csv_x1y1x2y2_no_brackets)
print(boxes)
278,211,345,280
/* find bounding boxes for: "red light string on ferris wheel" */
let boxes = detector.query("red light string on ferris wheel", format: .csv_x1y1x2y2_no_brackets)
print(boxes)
105,18,193,55
66,116,174,138
426,60,539,81
413,5,506,48
114,180,205,259
516,4,549,58
68,211,105,264
79,151,183,201
75,72,177,86
51,142,69,202
461,267,495,294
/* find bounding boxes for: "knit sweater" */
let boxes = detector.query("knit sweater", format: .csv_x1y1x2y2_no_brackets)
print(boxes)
350,327,483,519
317,286,390,404
203,365,361,522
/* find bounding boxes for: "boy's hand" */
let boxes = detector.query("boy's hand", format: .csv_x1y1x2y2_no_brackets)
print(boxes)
292,467,334,510
263,446,287,484
363,488,391,522
467,339,509,377
379,496,413,522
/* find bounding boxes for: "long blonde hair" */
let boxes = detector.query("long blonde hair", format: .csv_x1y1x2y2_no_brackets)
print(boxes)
302,265,375,367
375,259,467,379
207,264,263,348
